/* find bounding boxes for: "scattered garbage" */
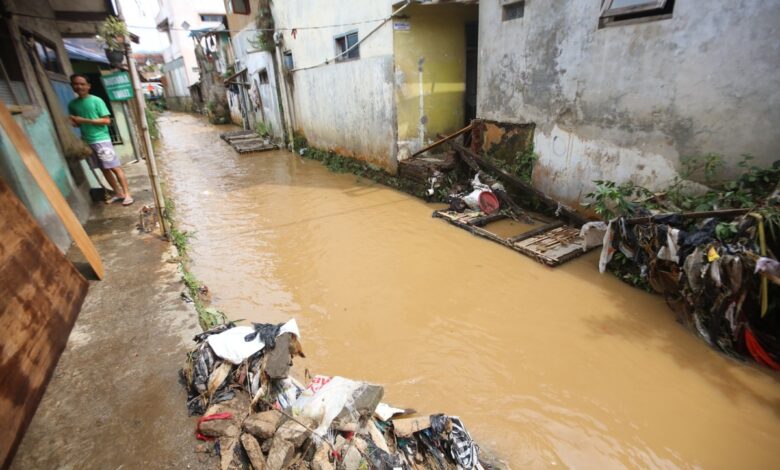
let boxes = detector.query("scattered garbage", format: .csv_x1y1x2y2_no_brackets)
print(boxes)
181,321,505,469
598,211,780,369
137,204,159,233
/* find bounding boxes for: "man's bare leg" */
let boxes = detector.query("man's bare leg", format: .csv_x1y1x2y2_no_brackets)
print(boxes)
101,168,124,197
112,167,131,199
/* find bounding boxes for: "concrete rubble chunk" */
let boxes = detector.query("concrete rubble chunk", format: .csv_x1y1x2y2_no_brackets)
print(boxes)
341,444,362,470
311,445,333,470
265,437,295,470
241,433,267,470
200,419,240,438
276,417,314,448
218,436,242,470
244,409,285,439
333,383,384,429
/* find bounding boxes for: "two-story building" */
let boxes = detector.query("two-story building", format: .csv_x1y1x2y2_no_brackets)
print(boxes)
155,0,227,111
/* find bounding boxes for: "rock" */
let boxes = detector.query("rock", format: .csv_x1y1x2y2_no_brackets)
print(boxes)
218,436,242,470
261,437,274,453
241,433,266,470
276,418,313,448
341,445,362,470
265,333,294,379
265,438,295,470
244,409,284,439
194,443,210,453
200,419,240,438
310,445,333,470
332,384,383,429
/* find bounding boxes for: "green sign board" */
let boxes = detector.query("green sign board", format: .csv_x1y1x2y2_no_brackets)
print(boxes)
100,71,134,101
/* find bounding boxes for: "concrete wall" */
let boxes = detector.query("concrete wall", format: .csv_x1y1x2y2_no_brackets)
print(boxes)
478,0,780,206
156,0,226,89
273,0,398,171
394,3,477,155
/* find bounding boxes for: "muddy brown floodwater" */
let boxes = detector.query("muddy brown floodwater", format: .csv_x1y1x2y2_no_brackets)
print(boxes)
157,113,780,469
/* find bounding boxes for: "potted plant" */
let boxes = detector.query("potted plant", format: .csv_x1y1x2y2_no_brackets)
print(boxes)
97,16,129,65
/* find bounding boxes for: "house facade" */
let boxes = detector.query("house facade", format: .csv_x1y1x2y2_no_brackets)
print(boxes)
255,0,779,206
0,0,118,250
222,0,284,139
155,0,226,111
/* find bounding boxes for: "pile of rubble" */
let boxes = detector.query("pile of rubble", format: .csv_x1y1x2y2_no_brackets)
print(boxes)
181,320,501,469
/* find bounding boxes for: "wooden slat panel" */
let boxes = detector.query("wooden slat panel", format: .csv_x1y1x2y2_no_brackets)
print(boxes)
0,177,88,470
0,101,104,279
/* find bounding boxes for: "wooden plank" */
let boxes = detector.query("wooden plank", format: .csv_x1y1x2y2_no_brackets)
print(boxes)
411,123,472,158
508,221,565,243
467,212,507,227
0,176,88,469
0,101,104,279
625,208,750,225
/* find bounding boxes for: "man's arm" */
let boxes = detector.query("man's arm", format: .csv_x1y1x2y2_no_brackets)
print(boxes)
70,115,111,126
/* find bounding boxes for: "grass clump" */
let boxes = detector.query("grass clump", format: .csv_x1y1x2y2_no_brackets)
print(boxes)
164,196,228,330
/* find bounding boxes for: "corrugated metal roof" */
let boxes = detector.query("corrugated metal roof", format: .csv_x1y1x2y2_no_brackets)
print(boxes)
64,41,110,65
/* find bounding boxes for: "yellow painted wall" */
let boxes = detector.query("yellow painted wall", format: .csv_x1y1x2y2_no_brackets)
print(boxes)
394,3,478,146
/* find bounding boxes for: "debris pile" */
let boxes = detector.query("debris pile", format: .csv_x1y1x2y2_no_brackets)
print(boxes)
594,209,780,369
181,320,501,469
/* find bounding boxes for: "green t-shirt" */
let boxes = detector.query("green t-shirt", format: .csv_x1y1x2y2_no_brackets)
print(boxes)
68,94,111,144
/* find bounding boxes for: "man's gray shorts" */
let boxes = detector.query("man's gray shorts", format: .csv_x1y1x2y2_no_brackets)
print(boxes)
88,141,121,170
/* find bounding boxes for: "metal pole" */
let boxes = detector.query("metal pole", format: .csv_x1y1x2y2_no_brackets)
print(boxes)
124,41,169,238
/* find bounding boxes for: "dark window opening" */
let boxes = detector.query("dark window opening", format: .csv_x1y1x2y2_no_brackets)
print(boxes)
0,22,31,105
335,31,359,62
24,33,64,75
258,69,269,84
229,0,250,15
283,51,294,70
600,0,674,27
200,14,225,22
502,1,525,21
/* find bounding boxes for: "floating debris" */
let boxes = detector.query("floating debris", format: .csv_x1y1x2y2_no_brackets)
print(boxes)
220,130,279,154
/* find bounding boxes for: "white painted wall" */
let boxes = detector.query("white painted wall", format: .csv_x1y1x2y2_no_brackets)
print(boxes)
272,0,398,170
155,0,226,88
478,0,780,206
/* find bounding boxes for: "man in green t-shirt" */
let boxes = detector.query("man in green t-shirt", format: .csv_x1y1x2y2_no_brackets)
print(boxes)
68,74,133,205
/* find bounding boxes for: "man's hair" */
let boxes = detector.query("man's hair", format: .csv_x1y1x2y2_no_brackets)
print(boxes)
70,73,90,84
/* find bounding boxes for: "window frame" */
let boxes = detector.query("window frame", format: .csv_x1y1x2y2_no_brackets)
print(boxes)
502,1,525,21
200,14,225,22
229,0,250,15
334,31,360,62
600,0,667,18
23,32,65,76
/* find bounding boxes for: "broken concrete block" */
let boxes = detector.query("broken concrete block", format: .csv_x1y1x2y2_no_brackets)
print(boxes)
265,333,294,379
265,438,295,470
311,445,333,470
276,417,313,448
244,409,284,439
341,444,362,470
218,436,242,470
392,416,431,437
241,433,266,470
200,419,240,438
333,383,384,429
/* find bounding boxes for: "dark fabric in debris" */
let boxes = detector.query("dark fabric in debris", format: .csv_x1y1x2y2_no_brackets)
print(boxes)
244,322,282,348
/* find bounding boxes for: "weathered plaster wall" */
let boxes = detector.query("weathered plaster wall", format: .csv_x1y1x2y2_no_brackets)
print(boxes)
229,25,284,138
478,0,780,206
394,3,477,154
273,0,398,171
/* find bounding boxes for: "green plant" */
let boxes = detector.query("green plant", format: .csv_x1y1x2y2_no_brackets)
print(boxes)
144,106,159,139
582,180,654,219
249,0,276,52
97,16,129,51
256,121,272,138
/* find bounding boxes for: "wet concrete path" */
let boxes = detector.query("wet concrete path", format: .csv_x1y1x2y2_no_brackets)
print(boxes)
158,113,780,469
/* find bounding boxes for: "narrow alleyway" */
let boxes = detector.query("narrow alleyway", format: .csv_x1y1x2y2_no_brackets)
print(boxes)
157,113,780,469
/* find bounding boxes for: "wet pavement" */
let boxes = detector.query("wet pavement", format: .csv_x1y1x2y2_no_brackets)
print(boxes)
12,161,213,470
157,112,780,469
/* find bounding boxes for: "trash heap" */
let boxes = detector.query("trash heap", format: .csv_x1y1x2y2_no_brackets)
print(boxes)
181,320,498,470
588,209,780,369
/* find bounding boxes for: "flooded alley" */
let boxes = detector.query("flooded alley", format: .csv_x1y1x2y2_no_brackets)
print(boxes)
157,113,780,469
